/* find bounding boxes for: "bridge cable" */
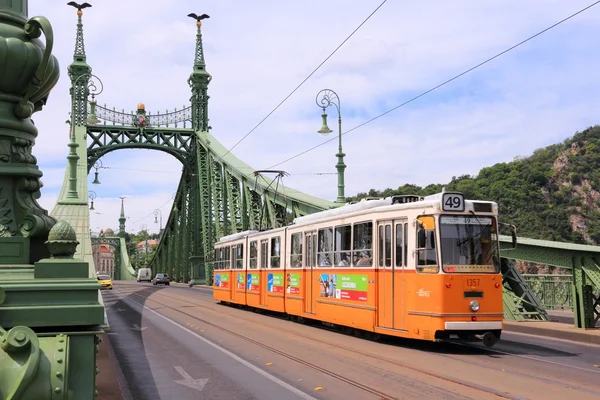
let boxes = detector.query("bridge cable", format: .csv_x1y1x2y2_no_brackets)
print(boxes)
267,0,600,169
220,0,388,159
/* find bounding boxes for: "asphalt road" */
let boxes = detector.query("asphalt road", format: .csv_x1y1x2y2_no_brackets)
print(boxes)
103,282,600,400
102,287,320,400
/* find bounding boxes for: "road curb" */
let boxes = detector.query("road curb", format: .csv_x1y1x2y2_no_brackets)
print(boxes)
503,321,600,345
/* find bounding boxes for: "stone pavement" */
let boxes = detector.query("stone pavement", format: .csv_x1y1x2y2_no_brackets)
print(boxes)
96,333,127,400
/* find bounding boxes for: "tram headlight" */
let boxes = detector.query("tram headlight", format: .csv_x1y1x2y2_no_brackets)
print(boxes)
469,300,480,312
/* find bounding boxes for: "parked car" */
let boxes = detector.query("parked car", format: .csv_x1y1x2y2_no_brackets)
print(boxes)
137,268,152,282
97,274,113,290
152,273,170,286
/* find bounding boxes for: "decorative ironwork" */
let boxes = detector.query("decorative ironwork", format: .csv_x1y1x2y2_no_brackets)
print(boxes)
71,73,103,127
90,104,192,128
523,274,573,310
86,125,195,171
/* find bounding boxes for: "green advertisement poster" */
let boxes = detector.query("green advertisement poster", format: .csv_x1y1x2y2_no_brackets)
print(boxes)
268,273,284,293
287,273,300,295
319,274,367,301
237,273,245,289
215,273,229,288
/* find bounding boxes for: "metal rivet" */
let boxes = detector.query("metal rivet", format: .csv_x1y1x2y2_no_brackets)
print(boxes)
56,372,63,378
57,358,63,363
58,348,64,352
54,388,61,393
15,332,26,342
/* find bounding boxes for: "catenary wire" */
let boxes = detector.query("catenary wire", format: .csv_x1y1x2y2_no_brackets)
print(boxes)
220,0,388,159
267,0,600,169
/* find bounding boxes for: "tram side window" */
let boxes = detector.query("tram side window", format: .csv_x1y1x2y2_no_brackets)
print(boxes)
214,248,221,270
396,223,408,267
235,243,244,269
404,223,408,266
416,217,438,273
353,221,373,267
317,227,333,266
260,239,268,269
271,236,281,268
224,246,231,269
334,225,351,267
249,240,258,269
290,233,302,268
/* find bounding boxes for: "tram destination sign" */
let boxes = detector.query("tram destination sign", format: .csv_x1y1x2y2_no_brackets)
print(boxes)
442,192,465,211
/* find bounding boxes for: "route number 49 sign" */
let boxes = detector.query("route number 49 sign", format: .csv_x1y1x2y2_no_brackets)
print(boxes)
442,192,465,211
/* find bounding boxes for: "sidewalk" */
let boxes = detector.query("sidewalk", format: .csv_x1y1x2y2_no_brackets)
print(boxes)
503,310,600,345
96,333,127,400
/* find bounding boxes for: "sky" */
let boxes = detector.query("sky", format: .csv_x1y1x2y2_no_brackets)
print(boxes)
27,0,600,234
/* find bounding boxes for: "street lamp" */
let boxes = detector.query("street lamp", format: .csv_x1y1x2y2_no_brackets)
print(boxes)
154,209,163,236
67,73,103,199
92,159,103,184
88,190,96,210
316,89,346,203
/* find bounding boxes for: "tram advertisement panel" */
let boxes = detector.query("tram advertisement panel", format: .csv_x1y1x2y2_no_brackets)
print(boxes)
320,274,368,301
215,273,229,288
246,274,259,291
237,273,245,289
267,273,284,293
287,273,300,294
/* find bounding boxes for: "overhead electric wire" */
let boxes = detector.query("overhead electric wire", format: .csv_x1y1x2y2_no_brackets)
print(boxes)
267,0,600,169
220,0,388,159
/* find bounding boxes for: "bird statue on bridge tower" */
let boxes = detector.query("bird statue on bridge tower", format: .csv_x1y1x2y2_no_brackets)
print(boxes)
67,2,92,16
187,13,210,27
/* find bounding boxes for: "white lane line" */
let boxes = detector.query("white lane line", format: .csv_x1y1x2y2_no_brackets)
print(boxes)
121,291,319,400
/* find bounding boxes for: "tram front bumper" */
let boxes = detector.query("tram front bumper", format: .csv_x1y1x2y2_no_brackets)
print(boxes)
444,321,502,330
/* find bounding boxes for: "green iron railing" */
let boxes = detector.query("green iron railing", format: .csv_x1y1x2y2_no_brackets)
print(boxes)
523,274,573,310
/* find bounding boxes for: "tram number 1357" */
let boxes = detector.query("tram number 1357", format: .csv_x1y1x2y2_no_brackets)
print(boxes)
442,193,465,211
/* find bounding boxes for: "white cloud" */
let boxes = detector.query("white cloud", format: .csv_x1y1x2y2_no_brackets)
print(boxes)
26,0,600,233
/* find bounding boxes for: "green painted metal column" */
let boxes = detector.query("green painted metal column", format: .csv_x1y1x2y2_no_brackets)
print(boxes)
0,2,105,398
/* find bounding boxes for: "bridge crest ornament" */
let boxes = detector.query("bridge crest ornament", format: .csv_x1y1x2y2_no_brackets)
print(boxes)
134,103,148,129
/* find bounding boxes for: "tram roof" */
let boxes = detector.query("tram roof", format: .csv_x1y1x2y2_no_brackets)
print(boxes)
291,192,497,226
292,194,426,225
218,230,259,242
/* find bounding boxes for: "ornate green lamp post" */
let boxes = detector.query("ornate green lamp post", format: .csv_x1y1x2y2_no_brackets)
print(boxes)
316,89,346,203
0,2,106,398
88,190,96,211
154,208,163,237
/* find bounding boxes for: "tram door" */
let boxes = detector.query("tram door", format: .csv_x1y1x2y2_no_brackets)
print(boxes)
377,220,407,330
304,231,316,314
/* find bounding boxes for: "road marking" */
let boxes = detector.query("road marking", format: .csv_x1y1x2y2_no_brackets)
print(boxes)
174,366,208,392
131,324,147,331
124,292,319,400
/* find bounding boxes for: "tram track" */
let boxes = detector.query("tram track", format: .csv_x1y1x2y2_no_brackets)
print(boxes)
120,287,526,399
164,286,600,376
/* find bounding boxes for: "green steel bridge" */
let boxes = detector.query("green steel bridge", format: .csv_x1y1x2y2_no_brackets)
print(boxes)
1,2,599,398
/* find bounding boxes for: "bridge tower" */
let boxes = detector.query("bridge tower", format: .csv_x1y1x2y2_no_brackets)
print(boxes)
119,197,126,237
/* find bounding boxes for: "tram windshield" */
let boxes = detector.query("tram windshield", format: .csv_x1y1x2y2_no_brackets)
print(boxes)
439,215,500,273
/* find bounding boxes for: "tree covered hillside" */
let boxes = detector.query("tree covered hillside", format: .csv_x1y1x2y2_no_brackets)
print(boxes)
347,125,600,245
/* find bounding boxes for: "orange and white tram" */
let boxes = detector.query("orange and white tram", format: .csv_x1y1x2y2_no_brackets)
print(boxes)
212,190,516,347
